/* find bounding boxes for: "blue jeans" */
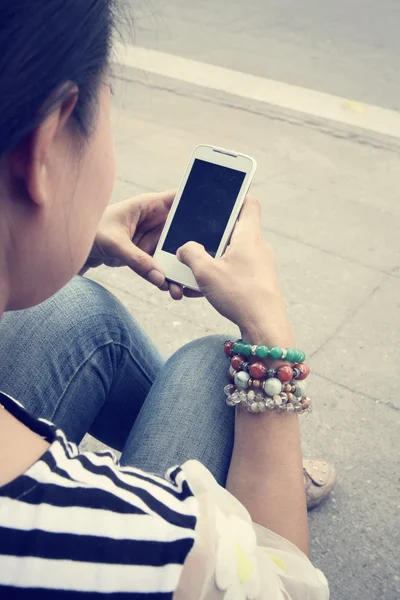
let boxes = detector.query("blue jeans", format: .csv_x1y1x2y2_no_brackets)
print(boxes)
0,277,234,485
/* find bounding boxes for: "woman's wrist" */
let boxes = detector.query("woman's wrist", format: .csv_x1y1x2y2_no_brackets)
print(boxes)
239,318,296,372
238,294,294,348
240,322,295,349
234,405,300,445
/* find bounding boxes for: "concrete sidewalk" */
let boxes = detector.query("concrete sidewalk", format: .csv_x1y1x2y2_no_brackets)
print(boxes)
85,75,400,600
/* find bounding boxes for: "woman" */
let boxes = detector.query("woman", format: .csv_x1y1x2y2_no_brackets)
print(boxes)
0,1,332,598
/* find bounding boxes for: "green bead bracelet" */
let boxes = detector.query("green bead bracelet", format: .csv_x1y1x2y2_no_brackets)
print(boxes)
231,339,306,363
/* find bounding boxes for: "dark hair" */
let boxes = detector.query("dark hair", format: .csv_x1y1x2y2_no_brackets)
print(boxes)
0,0,116,157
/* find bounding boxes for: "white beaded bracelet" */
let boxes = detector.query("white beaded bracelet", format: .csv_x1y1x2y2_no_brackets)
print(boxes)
224,384,312,415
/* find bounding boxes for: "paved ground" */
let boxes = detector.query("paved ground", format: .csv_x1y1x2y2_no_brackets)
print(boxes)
80,71,400,600
128,0,400,110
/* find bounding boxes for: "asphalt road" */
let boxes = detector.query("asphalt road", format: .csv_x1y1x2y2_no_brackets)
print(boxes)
127,0,400,111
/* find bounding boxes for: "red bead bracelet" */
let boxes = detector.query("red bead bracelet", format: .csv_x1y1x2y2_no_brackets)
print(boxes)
229,356,310,382
224,340,234,356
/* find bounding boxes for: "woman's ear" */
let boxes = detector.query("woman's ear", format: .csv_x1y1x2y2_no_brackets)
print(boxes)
8,84,79,207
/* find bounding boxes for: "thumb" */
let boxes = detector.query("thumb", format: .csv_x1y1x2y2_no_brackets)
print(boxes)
116,237,166,288
177,242,214,280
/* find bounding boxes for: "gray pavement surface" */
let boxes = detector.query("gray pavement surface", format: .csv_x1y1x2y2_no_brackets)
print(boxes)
126,0,400,110
80,73,400,600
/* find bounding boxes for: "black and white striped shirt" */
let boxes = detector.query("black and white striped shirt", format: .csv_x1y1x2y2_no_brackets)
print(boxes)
0,392,199,598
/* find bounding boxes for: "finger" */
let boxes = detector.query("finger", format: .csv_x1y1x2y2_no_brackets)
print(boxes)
153,189,176,206
134,225,164,257
116,238,166,288
168,282,184,300
176,242,214,279
183,288,203,298
159,280,170,292
144,189,176,218
159,189,176,207
136,190,176,227
232,196,261,239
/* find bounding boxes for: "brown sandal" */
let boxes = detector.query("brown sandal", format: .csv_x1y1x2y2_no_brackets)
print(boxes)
303,459,337,510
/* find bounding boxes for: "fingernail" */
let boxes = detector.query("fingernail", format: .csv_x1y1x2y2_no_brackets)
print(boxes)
148,270,165,288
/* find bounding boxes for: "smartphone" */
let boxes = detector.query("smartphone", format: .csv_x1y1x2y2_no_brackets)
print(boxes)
154,144,257,291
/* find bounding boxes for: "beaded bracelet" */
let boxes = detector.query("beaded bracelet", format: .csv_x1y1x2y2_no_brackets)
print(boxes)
229,369,307,398
224,384,312,414
224,339,306,363
229,357,310,382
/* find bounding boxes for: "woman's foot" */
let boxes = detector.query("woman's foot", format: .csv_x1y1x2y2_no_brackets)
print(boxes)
303,459,337,510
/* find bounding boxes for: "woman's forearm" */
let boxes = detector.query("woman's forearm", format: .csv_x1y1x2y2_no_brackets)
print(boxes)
226,409,308,554
226,322,309,555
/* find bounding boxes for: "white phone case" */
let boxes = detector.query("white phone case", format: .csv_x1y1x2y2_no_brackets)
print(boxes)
154,144,257,291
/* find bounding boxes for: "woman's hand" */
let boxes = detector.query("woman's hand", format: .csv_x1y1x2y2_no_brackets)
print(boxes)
83,191,184,300
178,197,294,346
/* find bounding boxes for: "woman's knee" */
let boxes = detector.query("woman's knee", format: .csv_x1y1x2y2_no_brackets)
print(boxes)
41,276,140,345
165,334,232,384
51,276,129,327
0,276,136,378
172,334,228,360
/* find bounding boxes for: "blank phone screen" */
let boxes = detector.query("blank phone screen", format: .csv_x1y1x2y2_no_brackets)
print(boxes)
162,159,246,258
